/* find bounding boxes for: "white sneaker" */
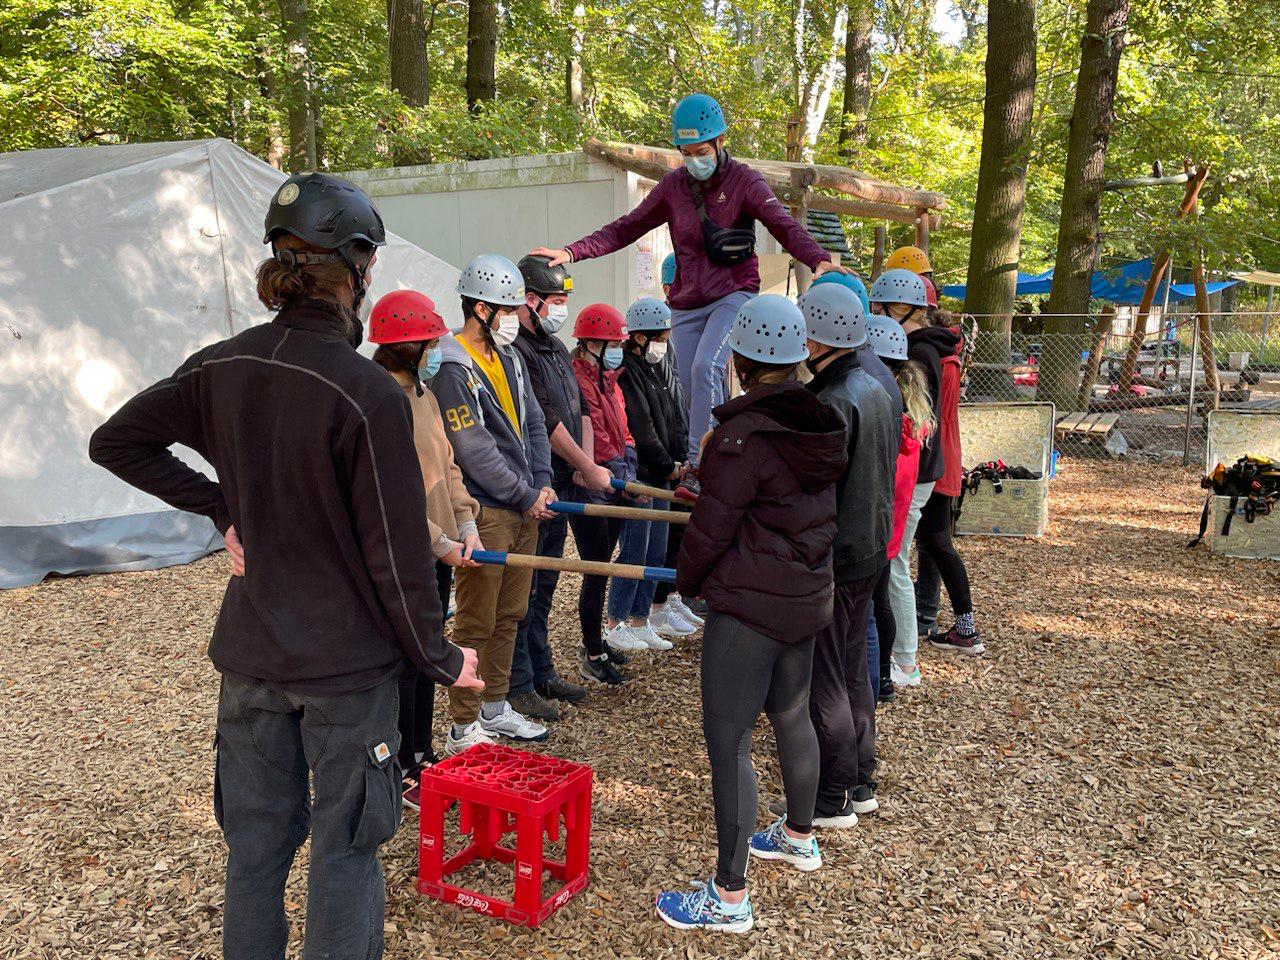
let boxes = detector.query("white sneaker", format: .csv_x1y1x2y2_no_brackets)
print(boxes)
478,702,550,742
668,593,704,627
651,605,696,637
890,660,922,687
443,720,494,757
604,623,649,652
629,622,674,651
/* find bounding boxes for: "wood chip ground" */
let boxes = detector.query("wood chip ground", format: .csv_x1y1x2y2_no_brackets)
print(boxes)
2,461,1278,958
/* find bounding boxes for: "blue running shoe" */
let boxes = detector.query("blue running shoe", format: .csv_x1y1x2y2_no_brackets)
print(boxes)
656,878,754,933
747,816,823,872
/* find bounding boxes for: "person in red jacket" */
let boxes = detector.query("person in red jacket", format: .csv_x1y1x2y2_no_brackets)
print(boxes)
657,295,847,934
569,304,642,685
530,94,850,494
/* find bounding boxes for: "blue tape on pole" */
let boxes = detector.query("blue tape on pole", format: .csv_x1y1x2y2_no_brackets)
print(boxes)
643,566,678,583
609,477,627,492
471,550,508,565
549,501,588,516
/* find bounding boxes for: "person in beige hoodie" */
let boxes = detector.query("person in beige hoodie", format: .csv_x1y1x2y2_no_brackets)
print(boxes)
369,290,483,811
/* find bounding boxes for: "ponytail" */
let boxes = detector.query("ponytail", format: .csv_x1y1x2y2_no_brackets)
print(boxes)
894,359,936,445
732,354,799,392
256,234,366,311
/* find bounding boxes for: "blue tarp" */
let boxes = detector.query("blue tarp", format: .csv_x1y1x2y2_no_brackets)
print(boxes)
940,258,1238,304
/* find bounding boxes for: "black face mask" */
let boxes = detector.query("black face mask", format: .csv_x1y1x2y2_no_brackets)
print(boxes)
805,345,838,376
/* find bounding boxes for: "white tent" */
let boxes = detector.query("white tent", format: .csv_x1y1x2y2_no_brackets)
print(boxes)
0,138,462,588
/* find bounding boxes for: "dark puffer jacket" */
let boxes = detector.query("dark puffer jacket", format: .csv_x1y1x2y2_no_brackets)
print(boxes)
676,382,848,643
618,349,689,483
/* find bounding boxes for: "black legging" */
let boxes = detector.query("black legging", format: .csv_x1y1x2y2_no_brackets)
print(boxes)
397,560,453,770
701,612,819,892
653,517,685,604
567,512,622,657
914,491,972,616
873,564,894,681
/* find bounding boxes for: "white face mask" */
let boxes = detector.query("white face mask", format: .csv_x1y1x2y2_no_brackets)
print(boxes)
644,340,668,365
491,310,520,347
541,303,569,334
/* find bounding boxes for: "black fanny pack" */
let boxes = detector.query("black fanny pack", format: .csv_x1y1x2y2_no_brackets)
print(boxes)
690,180,756,267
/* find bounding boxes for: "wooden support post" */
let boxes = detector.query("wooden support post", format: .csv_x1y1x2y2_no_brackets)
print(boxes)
1077,305,1114,411
790,167,816,294
871,225,886,280
914,207,930,255
1193,256,1220,410
1118,163,1209,390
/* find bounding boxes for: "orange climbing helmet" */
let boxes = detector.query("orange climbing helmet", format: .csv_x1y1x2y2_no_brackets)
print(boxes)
884,245,932,275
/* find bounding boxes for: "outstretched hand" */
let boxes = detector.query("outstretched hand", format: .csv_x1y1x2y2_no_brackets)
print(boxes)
530,247,571,267
814,261,854,278
225,525,245,577
452,646,485,691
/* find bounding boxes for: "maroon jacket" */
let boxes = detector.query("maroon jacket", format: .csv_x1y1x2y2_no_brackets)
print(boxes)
565,154,830,311
676,382,848,642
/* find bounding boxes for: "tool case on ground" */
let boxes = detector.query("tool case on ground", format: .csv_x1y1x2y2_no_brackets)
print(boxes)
954,403,1055,538
1194,410,1280,561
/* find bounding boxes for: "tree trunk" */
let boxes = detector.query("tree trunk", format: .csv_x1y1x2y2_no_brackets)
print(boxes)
465,0,498,113
388,0,431,107
838,0,872,159
1036,0,1128,411
278,0,319,171
567,2,584,107
1077,304,1113,410
1194,257,1221,408
963,0,1036,399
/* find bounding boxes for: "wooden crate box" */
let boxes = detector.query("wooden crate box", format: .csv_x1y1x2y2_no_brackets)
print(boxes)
954,402,1055,538
1204,410,1280,561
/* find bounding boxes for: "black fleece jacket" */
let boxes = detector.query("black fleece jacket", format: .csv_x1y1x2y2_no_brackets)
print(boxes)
89,298,464,694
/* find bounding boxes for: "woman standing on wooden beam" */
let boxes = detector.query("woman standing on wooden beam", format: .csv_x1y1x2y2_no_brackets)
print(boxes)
530,93,850,497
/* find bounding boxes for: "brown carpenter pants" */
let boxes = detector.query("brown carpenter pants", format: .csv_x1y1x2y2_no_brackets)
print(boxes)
447,505,539,725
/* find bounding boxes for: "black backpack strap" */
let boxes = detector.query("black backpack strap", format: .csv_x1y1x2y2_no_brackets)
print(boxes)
1221,494,1239,536
689,180,709,222
1187,495,1214,548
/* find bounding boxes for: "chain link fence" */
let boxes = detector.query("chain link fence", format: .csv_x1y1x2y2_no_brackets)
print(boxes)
958,310,1280,467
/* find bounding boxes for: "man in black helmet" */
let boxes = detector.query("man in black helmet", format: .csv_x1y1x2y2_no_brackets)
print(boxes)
90,172,482,960
506,255,612,721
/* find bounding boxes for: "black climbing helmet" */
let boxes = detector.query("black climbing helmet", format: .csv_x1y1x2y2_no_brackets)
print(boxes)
263,172,386,250
517,255,573,297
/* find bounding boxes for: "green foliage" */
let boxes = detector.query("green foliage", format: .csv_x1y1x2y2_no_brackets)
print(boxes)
2,0,1278,278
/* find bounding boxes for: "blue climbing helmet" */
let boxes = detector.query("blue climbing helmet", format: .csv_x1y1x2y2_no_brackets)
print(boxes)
626,297,672,332
811,270,870,314
869,268,928,308
867,315,909,361
660,252,677,286
798,283,867,349
729,295,809,365
671,93,728,146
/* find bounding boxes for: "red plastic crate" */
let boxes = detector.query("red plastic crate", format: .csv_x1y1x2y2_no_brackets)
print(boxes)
418,743,593,927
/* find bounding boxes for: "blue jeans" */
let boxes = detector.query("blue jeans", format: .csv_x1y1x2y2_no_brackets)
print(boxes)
670,290,753,466
510,485,570,695
215,672,401,960
607,497,669,621
866,609,880,703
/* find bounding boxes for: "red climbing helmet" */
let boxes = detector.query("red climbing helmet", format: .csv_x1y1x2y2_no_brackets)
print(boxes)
369,290,448,344
922,276,938,307
572,303,627,341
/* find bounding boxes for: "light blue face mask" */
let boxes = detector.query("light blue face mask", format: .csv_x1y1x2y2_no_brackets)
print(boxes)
602,346,624,369
683,153,717,181
421,346,443,380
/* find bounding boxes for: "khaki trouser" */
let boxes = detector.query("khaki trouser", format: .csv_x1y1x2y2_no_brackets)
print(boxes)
448,506,539,725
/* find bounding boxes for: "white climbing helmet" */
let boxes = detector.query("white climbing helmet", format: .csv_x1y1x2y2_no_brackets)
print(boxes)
456,253,526,306
869,268,929,308
729,295,809,364
867,315,909,361
798,283,868,348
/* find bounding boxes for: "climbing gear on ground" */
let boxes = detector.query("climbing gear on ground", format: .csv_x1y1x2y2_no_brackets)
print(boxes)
671,93,728,145
956,461,1043,524
884,245,932,275
1188,454,1280,547
869,268,929,308
690,174,756,267
729,294,809,364
456,253,526,307
798,283,868,349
